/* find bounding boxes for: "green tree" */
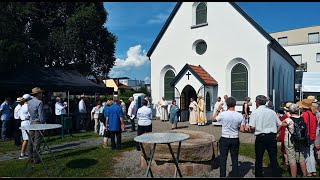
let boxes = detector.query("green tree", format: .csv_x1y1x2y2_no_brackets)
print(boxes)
0,2,116,77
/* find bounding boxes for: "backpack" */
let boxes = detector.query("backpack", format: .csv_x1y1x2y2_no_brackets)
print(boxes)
288,117,309,148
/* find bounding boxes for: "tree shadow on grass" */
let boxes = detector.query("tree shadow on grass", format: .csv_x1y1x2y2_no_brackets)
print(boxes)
66,158,98,169
53,147,99,159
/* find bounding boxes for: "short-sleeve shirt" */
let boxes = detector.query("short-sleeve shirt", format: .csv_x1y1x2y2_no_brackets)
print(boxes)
249,105,281,135
137,106,152,126
0,102,11,121
107,104,124,131
216,110,245,137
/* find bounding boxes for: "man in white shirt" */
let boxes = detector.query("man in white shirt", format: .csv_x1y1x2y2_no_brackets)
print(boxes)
14,97,24,146
55,97,67,123
213,96,245,177
249,95,282,177
127,97,136,131
136,99,153,151
19,94,32,159
78,95,87,132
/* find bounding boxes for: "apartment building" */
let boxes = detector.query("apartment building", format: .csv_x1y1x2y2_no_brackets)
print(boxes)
270,26,320,96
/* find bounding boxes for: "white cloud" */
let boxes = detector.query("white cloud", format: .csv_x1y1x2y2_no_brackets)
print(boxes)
144,76,151,84
109,45,150,78
147,13,169,24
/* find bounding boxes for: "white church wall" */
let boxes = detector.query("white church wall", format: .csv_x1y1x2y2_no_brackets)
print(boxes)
150,2,270,107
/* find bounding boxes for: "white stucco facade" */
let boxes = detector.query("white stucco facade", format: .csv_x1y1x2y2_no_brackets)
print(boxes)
283,43,320,72
149,2,296,119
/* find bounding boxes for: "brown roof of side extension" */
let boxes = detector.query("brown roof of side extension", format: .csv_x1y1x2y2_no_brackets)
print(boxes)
189,65,218,85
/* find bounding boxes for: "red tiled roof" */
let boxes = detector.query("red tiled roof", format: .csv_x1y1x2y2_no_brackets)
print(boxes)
189,65,218,85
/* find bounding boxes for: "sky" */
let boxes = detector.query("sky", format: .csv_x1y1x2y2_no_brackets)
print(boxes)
103,2,320,84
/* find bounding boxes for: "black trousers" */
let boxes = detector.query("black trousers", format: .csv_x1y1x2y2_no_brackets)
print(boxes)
136,124,152,150
110,130,122,150
219,137,240,177
13,119,22,146
255,133,282,177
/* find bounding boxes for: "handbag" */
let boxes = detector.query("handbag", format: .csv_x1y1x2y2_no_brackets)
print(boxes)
98,113,105,122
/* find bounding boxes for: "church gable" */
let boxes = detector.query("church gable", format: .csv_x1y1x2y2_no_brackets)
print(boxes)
171,63,217,87
147,2,296,67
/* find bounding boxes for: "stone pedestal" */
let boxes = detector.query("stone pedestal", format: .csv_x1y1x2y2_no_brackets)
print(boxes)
140,129,218,176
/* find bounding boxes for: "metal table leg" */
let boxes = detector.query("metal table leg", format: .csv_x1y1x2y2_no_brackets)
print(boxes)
140,143,157,178
38,130,61,174
168,142,182,178
24,130,50,176
174,141,182,178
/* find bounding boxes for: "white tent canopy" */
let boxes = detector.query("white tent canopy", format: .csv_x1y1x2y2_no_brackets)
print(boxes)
301,72,320,93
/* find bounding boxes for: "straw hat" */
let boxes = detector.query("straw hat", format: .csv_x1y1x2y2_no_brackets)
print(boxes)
30,87,44,95
312,102,319,109
307,95,317,102
16,97,23,103
296,99,314,109
283,102,293,111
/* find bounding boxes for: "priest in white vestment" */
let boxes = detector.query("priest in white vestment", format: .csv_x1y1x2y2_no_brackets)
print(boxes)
189,98,198,125
160,97,168,121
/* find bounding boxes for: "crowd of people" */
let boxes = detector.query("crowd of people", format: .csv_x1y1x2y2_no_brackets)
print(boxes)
2,88,320,177
212,94,320,177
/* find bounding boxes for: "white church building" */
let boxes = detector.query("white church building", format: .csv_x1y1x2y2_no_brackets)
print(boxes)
147,2,298,121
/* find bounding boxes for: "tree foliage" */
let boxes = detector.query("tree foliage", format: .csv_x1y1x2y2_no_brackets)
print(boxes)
0,2,116,76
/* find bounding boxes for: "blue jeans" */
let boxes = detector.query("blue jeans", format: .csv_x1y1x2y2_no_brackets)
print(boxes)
1,120,8,139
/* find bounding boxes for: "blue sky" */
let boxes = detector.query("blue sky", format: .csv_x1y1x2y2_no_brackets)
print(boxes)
103,2,320,83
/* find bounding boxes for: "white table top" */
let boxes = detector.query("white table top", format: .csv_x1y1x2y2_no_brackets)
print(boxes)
20,124,62,131
134,132,190,144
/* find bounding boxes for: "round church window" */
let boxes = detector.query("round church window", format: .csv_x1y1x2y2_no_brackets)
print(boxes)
195,41,207,55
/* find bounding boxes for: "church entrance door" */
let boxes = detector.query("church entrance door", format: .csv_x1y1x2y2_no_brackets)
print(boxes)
180,85,197,122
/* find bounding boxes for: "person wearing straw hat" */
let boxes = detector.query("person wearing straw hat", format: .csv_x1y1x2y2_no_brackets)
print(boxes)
19,94,32,159
27,87,45,164
297,98,318,177
13,97,24,146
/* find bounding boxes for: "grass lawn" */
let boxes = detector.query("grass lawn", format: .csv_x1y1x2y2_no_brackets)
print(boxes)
0,130,100,154
0,138,136,177
239,143,320,177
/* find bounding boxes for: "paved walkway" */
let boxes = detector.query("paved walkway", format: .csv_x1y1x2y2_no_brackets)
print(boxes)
0,118,255,162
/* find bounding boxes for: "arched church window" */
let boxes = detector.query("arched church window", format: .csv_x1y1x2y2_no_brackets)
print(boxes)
196,2,207,25
206,92,211,111
164,70,175,101
231,63,248,101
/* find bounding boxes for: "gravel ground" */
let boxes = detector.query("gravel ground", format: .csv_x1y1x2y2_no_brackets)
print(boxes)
112,150,258,178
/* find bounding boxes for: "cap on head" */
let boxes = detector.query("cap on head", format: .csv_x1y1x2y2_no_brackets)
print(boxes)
22,94,32,101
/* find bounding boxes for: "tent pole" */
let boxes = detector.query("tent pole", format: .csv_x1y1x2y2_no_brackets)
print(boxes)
68,91,70,114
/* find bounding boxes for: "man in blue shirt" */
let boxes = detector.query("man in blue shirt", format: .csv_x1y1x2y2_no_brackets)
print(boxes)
0,97,12,140
107,99,125,150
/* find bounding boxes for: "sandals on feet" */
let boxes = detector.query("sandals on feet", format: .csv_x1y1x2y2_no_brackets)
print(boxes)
312,172,318,177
